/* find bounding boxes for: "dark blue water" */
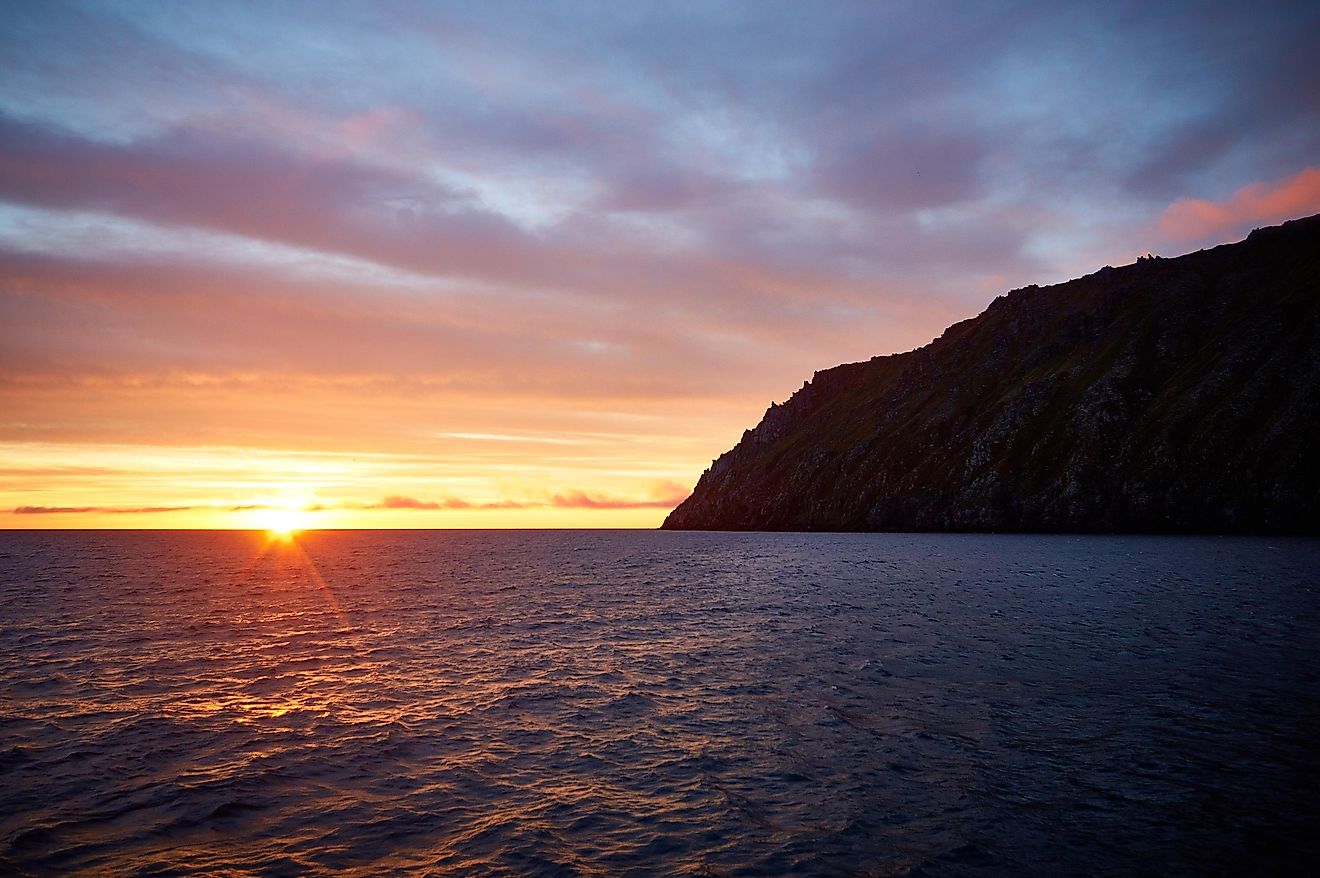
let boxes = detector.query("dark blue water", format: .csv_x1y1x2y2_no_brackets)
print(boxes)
2,530,1319,876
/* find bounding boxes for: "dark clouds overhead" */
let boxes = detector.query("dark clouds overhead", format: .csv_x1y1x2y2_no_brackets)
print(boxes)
3,3,1317,358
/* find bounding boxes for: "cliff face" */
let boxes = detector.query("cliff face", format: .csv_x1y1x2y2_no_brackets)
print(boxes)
663,215,1320,534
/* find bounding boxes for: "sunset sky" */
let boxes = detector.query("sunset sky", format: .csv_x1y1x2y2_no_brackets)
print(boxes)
2,1,1319,528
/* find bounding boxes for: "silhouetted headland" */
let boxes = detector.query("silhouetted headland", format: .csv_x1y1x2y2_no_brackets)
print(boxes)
664,214,1320,533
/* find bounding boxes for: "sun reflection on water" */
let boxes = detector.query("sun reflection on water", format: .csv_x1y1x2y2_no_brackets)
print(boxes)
234,529,357,648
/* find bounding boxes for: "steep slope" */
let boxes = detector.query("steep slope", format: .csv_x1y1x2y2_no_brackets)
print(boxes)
663,215,1320,533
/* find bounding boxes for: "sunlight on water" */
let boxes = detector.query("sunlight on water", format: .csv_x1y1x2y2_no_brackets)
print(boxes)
2,531,1319,875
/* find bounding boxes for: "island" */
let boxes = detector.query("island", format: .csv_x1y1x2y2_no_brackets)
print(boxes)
664,214,1320,533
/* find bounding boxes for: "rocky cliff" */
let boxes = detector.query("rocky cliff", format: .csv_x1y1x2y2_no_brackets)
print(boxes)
663,215,1320,533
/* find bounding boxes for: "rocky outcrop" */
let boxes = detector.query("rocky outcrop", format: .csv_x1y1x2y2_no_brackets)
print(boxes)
663,215,1320,533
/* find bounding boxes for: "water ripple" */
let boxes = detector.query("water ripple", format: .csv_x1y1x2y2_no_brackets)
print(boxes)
2,530,1319,875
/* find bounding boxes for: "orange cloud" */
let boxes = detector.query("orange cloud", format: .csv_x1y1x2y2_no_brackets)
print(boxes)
1159,167,1320,240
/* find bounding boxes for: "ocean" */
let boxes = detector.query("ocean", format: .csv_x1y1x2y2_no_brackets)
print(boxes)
2,530,1318,876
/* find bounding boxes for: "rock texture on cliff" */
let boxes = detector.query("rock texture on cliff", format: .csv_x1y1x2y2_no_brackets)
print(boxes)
663,215,1320,533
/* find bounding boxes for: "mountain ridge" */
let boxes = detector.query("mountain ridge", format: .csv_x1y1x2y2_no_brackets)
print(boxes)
662,214,1320,534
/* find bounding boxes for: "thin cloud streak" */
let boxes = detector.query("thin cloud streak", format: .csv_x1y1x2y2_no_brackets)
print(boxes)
14,505,195,515
551,480,692,510
550,492,687,511
13,492,690,516
369,495,524,511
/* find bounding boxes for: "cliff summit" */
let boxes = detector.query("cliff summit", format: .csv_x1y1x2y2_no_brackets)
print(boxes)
663,215,1320,533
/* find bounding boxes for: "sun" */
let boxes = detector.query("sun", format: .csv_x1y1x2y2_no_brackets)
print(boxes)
254,507,311,538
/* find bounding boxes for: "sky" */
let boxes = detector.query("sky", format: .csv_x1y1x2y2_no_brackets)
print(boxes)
2,0,1319,529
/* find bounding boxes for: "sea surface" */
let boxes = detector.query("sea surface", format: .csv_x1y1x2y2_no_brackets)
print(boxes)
2,530,1319,876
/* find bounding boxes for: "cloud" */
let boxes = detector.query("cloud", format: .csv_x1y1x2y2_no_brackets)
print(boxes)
14,505,193,514
366,485,689,512
1158,167,1320,240
0,114,539,285
13,506,100,514
377,495,443,509
376,495,468,510
812,124,989,211
439,432,586,445
371,495,525,510
12,496,542,515
0,465,118,476
551,480,691,510
550,492,673,510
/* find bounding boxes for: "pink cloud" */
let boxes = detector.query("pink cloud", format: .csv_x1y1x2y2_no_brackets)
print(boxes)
550,480,691,510
371,496,525,510
376,495,471,510
0,115,1018,325
336,107,421,153
1159,167,1320,240
360,483,692,513
14,505,193,514
377,495,443,509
